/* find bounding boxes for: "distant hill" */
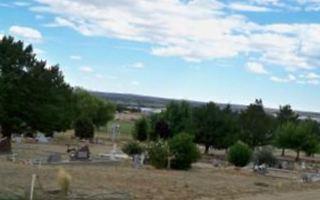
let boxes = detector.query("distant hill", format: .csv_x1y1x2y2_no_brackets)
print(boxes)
91,91,320,122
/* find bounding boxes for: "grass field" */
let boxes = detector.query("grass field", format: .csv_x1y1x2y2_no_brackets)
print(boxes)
1,141,320,200
1,113,320,200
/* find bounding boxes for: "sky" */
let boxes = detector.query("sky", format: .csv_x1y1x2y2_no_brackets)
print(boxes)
1,0,320,112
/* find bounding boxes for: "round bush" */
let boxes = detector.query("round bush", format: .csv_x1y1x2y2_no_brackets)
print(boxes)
74,118,94,139
169,133,200,170
253,147,277,166
228,141,252,167
122,141,144,157
148,140,169,169
133,118,148,141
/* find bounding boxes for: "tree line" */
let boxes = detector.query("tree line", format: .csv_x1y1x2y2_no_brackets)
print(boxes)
134,100,320,160
0,36,115,152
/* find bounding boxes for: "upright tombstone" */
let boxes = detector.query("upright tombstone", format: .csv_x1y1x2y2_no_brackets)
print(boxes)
301,161,306,170
75,145,90,160
47,153,62,163
15,136,22,144
111,123,120,143
140,153,145,165
133,154,141,169
36,133,48,143
111,124,116,142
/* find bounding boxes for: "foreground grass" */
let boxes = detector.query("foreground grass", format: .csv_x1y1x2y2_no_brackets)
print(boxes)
2,140,320,200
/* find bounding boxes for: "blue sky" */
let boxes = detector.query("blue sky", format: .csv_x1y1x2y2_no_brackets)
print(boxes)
1,0,320,112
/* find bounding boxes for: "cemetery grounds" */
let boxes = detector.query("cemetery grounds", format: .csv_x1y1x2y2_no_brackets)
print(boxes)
1,113,320,200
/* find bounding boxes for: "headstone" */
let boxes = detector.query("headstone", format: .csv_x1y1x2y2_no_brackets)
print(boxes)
111,124,120,142
302,173,320,183
140,153,145,165
301,161,306,170
254,163,268,175
133,154,141,169
36,133,48,143
75,145,90,160
15,136,22,144
212,159,222,167
280,160,288,169
47,153,62,163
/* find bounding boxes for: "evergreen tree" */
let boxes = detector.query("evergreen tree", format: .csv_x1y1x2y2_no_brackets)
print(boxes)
0,36,73,151
239,99,275,148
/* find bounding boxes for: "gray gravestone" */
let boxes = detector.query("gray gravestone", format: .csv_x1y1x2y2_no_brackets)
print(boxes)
47,153,61,163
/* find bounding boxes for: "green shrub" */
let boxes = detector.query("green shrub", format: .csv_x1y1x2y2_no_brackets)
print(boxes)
169,133,200,170
133,118,149,141
74,118,94,139
122,141,144,156
228,141,252,167
253,147,277,166
148,140,169,169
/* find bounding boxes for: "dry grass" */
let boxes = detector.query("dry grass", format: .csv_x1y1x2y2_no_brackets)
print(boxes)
1,141,320,200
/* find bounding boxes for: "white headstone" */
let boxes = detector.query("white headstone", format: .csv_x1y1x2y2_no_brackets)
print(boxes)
36,133,48,143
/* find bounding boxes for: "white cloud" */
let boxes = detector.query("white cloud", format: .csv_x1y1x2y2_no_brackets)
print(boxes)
31,0,320,72
270,74,296,83
252,0,281,5
246,62,268,74
304,72,320,80
79,66,93,73
308,79,320,85
70,55,82,60
9,25,42,42
288,74,296,81
229,3,272,12
131,62,144,69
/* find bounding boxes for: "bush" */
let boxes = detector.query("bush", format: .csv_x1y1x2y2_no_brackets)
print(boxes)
148,140,169,169
133,118,149,141
57,168,72,196
149,114,172,141
169,133,200,170
74,118,94,139
253,147,277,166
122,141,144,156
228,141,252,167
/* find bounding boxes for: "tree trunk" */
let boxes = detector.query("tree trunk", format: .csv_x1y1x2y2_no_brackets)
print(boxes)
0,123,12,153
296,150,300,161
204,144,210,154
281,148,285,156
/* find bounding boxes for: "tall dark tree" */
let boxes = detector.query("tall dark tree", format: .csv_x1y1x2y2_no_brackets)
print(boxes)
239,99,275,148
164,101,193,136
277,105,299,125
274,120,319,160
193,102,221,153
218,105,240,150
0,36,73,151
73,88,115,129
274,122,296,156
275,105,299,156
298,120,320,158
149,113,171,140
193,103,239,154
133,117,149,141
